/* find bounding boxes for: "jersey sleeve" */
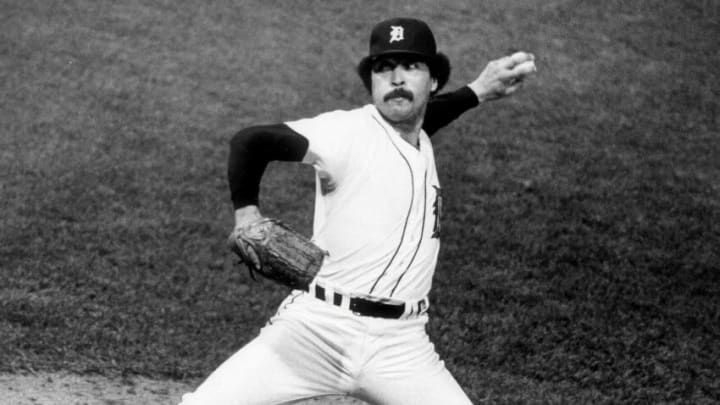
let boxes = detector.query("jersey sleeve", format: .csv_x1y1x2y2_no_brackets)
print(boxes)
285,110,355,176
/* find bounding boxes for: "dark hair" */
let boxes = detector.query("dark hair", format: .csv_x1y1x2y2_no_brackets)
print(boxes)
356,52,451,95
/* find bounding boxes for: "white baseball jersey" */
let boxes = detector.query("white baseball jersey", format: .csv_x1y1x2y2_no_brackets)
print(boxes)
286,104,443,301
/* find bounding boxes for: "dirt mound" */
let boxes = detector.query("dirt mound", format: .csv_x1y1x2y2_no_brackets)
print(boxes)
0,372,364,404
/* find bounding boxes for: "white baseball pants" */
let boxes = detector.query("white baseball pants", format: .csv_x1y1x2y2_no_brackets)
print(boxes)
178,291,472,405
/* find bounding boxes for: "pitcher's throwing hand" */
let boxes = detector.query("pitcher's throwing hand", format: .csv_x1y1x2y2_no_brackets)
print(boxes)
469,51,537,102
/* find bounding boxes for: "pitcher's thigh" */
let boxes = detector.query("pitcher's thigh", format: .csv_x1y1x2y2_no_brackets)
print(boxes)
356,365,472,405
178,322,341,405
353,325,473,405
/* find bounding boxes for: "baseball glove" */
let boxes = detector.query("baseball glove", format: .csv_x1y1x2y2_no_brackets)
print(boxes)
227,218,326,290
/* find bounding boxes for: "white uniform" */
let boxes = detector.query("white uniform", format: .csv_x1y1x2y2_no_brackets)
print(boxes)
179,105,472,405
294,104,441,301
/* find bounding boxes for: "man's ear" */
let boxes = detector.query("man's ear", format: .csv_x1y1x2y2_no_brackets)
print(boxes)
431,77,438,93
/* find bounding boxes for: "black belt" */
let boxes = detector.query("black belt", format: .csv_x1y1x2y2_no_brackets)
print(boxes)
311,284,425,319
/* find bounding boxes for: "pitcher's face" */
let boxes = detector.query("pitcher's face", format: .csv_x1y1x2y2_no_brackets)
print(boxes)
371,56,437,125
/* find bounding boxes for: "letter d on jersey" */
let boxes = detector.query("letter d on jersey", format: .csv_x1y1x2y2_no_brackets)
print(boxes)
432,186,442,238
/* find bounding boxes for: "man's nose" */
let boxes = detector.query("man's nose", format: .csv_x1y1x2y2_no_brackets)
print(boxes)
390,66,405,86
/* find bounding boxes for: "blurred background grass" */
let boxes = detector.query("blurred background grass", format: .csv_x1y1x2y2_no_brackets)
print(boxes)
1,0,719,403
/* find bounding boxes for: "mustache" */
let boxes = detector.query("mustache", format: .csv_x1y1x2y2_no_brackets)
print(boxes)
383,88,414,102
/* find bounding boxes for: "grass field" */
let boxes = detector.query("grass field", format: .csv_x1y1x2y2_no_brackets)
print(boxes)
2,0,719,403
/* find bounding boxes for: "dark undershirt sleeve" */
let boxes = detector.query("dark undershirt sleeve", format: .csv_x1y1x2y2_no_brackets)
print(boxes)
423,86,480,136
227,123,309,209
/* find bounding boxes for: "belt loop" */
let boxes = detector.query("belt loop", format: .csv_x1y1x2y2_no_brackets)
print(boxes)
340,294,351,310
418,297,429,315
402,297,429,319
401,300,413,319
307,279,318,296
323,284,335,304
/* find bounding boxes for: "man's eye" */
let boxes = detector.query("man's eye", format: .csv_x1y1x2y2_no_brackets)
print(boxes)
372,62,393,72
405,62,420,70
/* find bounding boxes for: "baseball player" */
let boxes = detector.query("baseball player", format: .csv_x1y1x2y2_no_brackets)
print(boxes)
180,17,536,405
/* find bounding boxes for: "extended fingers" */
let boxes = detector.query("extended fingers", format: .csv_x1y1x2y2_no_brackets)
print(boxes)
236,238,261,269
498,51,535,68
510,59,537,75
471,51,538,102
243,243,261,270
510,51,534,66
498,58,537,84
